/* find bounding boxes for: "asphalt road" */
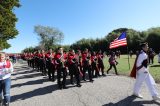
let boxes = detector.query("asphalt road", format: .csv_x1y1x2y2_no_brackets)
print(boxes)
10,61,160,106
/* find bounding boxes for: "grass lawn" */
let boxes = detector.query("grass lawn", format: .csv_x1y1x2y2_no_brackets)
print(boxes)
103,55,160,83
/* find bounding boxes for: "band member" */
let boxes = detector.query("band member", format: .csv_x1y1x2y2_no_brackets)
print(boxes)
30,53,34,69
148,48,155,64
131,43,160,101
0,52,14,106
97,50,105,76
129,50,133,58
54,47,67,89
82,48,93,82
77,50,83,76
91,52,99,77
115,50,121,58
46,49,55,81
158,51,160,64
34,51,39,71
106,52,118,75
37,50,42,71
40,50,46,76
68,49,81,87
136,51,139,57
26,53,30,67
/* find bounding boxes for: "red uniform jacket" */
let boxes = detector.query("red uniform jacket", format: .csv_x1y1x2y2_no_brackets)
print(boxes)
54,53,62,64
91,55,97,62
82,53,87,62
97,53,103,60
68,54,76,64
37,53,42,58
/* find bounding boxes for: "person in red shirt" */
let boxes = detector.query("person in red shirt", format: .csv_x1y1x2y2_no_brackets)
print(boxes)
30,52,34,69
39,50,46,76
97,50,105,76
27,53,31,67
37,50,42,71
54,47,67,89
82,48,93,82
34,51,39,71
68,49,81,87
77,50,83,75
32,52,36,70
91,52,99,78
107,52,118,75
45,49,55,81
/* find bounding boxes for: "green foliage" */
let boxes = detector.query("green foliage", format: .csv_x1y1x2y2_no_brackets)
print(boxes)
34,25,64,50
0,0,20,49
61,45,70,52
146,27,160,52
22,46,36,53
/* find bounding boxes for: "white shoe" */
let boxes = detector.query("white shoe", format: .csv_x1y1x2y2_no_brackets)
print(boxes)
152,96,160,101
133,93,143,98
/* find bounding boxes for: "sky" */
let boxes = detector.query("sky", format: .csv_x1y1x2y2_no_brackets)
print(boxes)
4,0,160,53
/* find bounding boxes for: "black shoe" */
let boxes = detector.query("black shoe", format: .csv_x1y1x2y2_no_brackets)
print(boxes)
102,74,106,76
71,82,74,85
76,84,82,87
4,103,9,106
58,85,62,89
94,76,98,78
52,79,55,82
83,79,86,81
0,101,2,106
90,79,94,82
107,71,109,74
63,86,68,89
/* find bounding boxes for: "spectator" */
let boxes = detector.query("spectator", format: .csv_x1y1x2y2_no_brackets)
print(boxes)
158,51,160,64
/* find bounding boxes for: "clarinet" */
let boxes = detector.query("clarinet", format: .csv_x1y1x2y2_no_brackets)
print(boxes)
93,56,98,64
58,53,65,67
71,55,78,64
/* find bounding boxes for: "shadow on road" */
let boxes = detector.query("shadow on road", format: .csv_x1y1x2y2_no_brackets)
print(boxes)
11,84,58,103
11,78,49,88
12,69,36,76
12,72,42,81
103,95,160,106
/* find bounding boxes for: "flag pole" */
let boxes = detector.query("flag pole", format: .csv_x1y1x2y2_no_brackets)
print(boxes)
127,45,130,69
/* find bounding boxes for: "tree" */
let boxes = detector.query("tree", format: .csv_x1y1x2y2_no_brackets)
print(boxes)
34,25,64,50
22,46,36,53
146,31,160,52
0,0,20,49
62,45,70,52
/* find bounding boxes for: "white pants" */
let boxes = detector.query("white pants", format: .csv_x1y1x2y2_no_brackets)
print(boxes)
133,68,158,97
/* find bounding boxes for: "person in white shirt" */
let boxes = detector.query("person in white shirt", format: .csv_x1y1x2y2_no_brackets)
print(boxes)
133,43,160,101
0,52,13,106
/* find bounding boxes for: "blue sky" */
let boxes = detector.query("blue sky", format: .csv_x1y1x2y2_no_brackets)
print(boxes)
4,0,160,53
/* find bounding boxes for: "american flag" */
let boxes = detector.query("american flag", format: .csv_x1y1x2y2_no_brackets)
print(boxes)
109,32,127,49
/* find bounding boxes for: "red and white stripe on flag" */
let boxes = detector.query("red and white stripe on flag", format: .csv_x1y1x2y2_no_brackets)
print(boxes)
109,38,127,49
